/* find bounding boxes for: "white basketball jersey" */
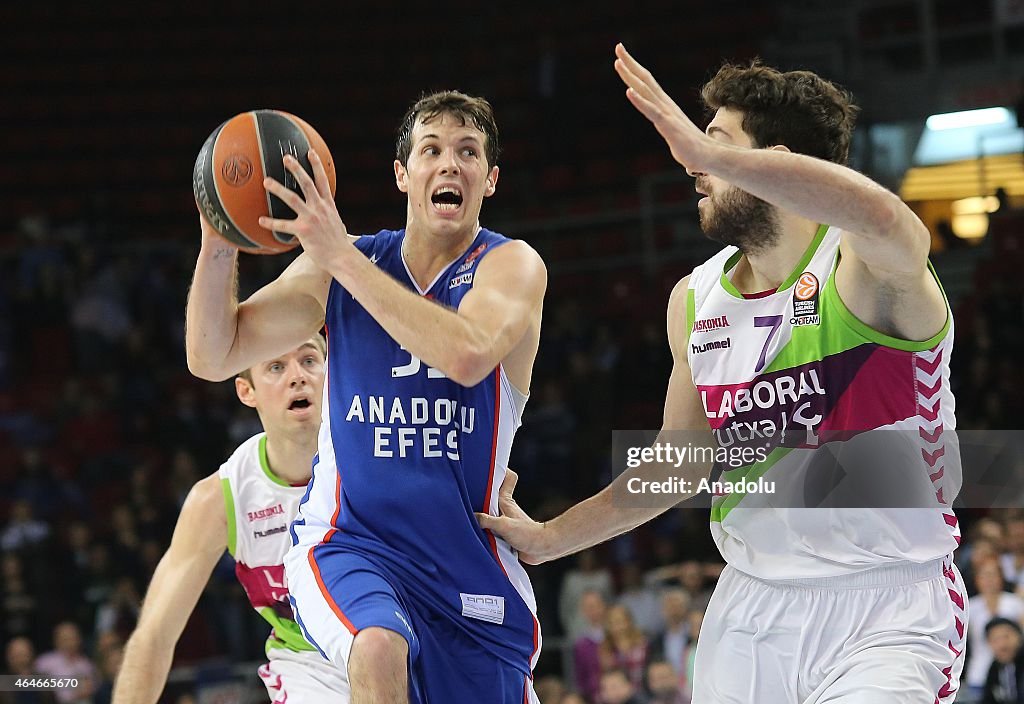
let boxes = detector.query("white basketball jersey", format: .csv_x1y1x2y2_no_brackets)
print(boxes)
686,225,960,579
218,433,315,653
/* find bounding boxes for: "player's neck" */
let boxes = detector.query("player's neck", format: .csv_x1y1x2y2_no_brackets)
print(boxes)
263,431,317,486
733,213,819,294
402,222,480,290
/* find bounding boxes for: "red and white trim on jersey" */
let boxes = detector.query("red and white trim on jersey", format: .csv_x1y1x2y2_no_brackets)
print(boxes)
914,343,961,548
936,557,967,703
308,545,358,636
258,664,289,704
483,366,543,670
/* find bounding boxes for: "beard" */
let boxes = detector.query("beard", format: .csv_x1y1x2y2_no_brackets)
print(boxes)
699,184,780,256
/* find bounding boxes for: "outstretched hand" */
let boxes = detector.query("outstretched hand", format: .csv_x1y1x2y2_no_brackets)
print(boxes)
259,150,352,270
476,469,552,565
613,43,715,174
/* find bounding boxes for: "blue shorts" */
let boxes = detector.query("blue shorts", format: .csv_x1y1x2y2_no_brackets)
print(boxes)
285,540,540,704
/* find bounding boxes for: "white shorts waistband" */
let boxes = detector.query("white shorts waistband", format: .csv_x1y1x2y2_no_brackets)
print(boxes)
742,557,949,591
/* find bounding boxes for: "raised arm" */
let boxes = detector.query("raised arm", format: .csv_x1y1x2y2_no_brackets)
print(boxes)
612,43,930,276
259,151,547,387
185,218,331,381
112,474,227,704
478,276,713,563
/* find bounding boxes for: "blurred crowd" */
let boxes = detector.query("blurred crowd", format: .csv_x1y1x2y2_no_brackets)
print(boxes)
1,203,1022,704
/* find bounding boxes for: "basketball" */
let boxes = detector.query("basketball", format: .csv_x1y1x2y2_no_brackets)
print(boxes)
192,110,336,254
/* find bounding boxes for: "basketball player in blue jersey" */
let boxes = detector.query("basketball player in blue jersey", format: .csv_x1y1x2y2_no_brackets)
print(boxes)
185,91,547,704
483,46,965,702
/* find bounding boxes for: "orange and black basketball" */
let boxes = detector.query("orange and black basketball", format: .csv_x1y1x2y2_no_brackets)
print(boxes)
192,110,336,254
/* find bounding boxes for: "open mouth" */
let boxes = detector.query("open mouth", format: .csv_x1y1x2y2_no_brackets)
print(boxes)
431,186,463,212
288,398,312,411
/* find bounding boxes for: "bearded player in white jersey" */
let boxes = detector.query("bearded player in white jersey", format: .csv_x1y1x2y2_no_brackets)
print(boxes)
113,335,350,704
481,45,965,702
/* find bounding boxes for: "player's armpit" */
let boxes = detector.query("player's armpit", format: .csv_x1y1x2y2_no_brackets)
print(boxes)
447,240,547,386
113,474,227,704
835,236,948,343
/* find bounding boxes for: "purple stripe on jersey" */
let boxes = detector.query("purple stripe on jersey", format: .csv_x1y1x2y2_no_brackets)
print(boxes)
698,344,917,450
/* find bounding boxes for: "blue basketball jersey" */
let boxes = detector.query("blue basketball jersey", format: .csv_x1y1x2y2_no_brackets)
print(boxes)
291,227,540,673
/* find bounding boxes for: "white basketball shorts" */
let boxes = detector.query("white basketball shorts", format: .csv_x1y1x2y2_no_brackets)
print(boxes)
258,645,351,704
692,557,967,703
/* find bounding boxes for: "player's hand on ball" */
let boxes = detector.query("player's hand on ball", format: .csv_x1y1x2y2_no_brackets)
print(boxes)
476,469,551,565
259,151,352,268
614,43,714,173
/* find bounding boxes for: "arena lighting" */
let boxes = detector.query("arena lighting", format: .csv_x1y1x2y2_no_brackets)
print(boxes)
925,107,1013,131
951,213,989,239
951,195,1000,215
949,195,999,240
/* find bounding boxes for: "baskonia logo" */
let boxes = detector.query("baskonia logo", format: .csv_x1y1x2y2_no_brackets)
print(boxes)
692,315,730,334
247,504,285,522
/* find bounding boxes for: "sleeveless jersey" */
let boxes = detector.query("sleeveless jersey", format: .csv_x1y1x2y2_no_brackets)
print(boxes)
218,433,315,654
686,225,960,580
291,227,541,672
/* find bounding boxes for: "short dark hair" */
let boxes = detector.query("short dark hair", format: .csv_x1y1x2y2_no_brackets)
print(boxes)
395,90,500,168
986,617,1024,638
700,60,859,165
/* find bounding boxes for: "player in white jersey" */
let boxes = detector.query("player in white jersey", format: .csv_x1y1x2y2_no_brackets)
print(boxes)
481,45,965,702
113,336,350,704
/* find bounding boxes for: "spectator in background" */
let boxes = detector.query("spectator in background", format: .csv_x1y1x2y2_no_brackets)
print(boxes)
600,605,650,690
91,642,124,704
1,637,56,704
574,589,608,703
534,675,567,704
62,522,92,588
69,260,132,373
650,589,690,676
94,577,140,642
965,518,1005,556
107,506,142,584
968,561,1024,692
34,622,96,704
677,561,718,610
680,609,704,701
1003,519,1024,588
646,659,686,704
1,501,50,553
599,668,648,704
560,549,614,640
982,617,1024,703
618,563,664,636
2,554,41,645
79,545,115,634
965,539,1001,597
561,694,588,704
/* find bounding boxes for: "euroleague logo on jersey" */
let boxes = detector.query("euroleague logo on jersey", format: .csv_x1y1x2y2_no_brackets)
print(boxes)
791,272,820,326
